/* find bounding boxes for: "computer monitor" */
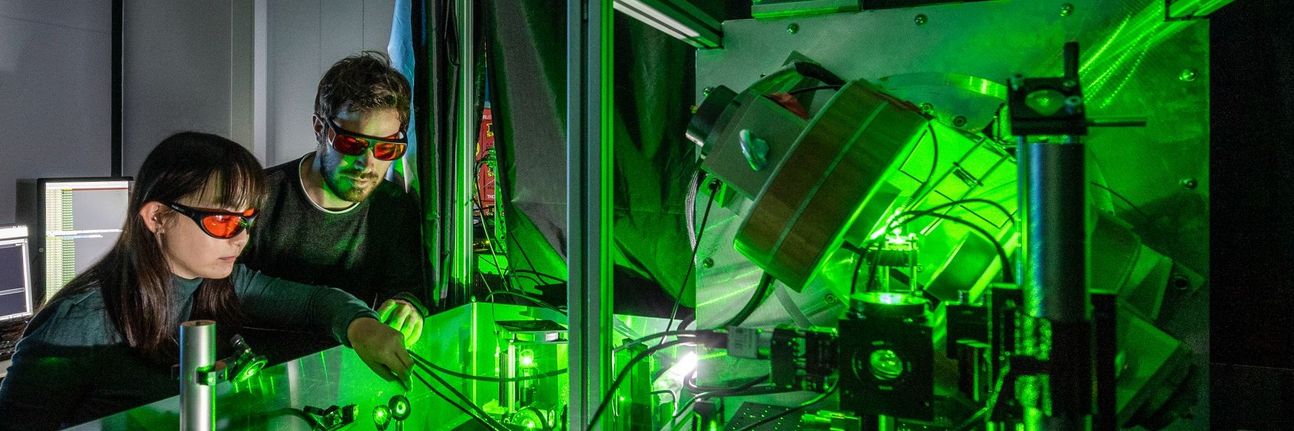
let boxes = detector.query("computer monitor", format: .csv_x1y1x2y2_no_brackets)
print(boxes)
17,178,131,305
0,225,34,323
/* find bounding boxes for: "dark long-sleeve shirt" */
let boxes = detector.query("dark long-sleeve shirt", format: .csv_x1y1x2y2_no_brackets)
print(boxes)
0,264,377,430
240,155,426,308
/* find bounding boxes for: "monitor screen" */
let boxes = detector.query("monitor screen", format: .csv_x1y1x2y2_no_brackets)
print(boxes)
0,225,34,323
39,179,130,304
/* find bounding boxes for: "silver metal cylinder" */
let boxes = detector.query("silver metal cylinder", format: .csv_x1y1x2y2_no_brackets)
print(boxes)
180,320,216,431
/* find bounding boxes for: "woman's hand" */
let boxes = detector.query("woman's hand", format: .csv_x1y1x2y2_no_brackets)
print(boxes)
347,317,413,390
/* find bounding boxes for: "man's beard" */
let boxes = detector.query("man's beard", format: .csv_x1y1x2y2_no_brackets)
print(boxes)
322,166,380,202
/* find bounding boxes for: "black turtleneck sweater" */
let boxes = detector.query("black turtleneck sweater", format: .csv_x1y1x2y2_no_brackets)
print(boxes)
0,264,375,430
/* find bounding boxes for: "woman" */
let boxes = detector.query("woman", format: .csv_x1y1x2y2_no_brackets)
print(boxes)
0,132,411,429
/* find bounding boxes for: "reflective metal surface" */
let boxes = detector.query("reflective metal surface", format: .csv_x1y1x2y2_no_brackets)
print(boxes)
694,1,1209,428
68,303,670,430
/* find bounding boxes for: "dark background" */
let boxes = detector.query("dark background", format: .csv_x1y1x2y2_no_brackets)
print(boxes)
1210,0,1294,428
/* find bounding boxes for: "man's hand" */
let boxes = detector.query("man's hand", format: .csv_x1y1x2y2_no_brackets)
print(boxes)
347,317,413,390
378,299,424,347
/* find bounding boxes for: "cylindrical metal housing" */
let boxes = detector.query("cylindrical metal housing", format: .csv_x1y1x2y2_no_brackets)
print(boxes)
1025,139,1091,428
180,320,216,431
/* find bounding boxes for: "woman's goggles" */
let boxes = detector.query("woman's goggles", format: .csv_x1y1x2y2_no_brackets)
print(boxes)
166,202,258,239
318,115,408,161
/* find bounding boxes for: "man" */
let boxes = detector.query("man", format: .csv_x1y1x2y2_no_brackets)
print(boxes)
241,51,426,355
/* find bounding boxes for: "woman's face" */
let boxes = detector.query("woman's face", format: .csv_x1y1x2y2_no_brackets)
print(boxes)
152,195,253,280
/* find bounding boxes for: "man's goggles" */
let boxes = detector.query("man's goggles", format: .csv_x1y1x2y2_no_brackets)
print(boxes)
319,115,408,161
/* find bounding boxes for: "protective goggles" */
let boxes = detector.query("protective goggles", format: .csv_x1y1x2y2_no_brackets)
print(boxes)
318,115,408,161
166,202,258,239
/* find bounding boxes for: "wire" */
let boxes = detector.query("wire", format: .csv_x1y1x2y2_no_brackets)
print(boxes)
902,122,941,207
850,253,866,297
613,329,713,353
720,273,775,328
892,211,1014,284
411,369,505,431
651,389,678,412
896,198,1016,228
411,351,568,383
731,383,840,431
587,338,693,430
509,269,565,282
785,85,842,96
415,361,510,430
1089,181,1153,225
952,363,1012,431
472,197,512,292
659,185,718,346
672,375,773,426
483,290,567,315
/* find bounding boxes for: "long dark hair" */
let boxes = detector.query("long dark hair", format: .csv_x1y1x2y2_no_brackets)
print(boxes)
41,132,268,364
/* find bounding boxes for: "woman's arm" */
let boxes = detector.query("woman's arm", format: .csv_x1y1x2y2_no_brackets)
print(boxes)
230,264,376,345
230,265,411,387
0,308,94,431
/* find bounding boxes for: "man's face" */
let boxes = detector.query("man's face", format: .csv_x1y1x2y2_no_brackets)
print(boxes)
314,107,403,202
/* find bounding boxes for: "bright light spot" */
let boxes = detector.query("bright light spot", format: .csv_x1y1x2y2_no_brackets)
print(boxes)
877,293,903,304
676,352,699,375
520,350,536,368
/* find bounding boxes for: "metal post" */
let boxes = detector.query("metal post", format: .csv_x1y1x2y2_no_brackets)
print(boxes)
567,0,614,428
1024,136,1090,430
111,0,123,177
179,320,216,431
451,0,476,303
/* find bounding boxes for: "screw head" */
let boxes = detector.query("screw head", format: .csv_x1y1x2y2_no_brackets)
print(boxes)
786,23,800,34
1179,68,1198,82
1180,178,1198,189
953,115,968,127
1060,3,1075,16
920,102,935,115
702,257,715,268
914,14,928,25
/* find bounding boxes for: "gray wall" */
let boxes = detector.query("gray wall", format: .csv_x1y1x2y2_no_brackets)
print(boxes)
0,0,112,224
266,0,396,165
122,0,244,177
2,0,396,224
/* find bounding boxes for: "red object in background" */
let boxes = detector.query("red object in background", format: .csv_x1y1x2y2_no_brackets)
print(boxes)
475,107,496,217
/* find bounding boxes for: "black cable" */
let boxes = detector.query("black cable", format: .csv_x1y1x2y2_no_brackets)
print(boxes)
952,363,1011,431
659,186,718,346
472,196,512,292
411,369,502,430
651,389,677,411
892,212,1014,283
417,362,510,430
897,198,1016,228
674,375,771,422
1090,181,1153,225
483,290,567,315
613,329,712,352
672,379,780,428
732,383,839,431
682,372,769,395
410,351,567,383
587,339,692,430
509,268,565,282
721,273,775,328
904,122,940,205
850,253,866,297
785,84,842,96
